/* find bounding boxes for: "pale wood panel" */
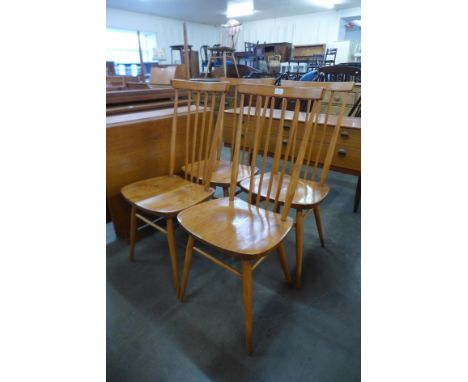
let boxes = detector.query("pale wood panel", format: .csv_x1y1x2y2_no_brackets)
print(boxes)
121,175,214,217
177,197,293,259
107,105,207,127
239,173,330,209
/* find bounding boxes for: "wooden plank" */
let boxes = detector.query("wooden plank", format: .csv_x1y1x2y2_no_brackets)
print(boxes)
106,87,179,105
106,100,188,116
106,105,206,127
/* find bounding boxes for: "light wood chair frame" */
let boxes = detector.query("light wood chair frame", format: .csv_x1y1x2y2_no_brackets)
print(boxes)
123,79,229,296
178,84,325,354
182,77,277,198
241,80,353,288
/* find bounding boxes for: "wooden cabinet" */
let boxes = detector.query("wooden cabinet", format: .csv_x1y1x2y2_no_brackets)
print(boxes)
293,44,326,59
320,83,361,116
223,108,360,175
261,42,292,62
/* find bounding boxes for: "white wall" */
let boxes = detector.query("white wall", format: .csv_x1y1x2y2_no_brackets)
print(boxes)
345,28,361,46
106,6,361,66
106,8,219,65
235,7,361,53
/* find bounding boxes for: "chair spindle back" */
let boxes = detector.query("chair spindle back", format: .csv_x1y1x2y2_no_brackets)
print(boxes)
229,84,325,221
280,80,355,185
221,77,277,161
171,79,230,190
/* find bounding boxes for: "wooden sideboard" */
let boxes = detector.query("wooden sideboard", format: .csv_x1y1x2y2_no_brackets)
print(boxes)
320,83,361,116
107,106,204,238
223,107,361,175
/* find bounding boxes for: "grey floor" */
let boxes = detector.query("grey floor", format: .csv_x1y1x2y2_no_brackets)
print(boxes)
107,155,361,381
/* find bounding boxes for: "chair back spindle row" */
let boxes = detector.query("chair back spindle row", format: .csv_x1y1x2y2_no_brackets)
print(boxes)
171,79,229,190
229,84,325,221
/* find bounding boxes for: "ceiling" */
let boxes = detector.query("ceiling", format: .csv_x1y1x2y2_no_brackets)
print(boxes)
106,0,361,26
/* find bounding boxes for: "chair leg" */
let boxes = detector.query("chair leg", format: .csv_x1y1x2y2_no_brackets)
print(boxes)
179,235,194,302
231,53,240,78
295,209,304,289
129,206,137,261
166,217,180,296
205,57,212,78
223,187,229,197
353,175,361,213
313,205,325,247
223,51,227,77
242,260,253,355
277,243,292,286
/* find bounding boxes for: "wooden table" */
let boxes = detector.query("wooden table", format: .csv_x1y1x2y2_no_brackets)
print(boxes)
107,106,205,239
223,107,361,175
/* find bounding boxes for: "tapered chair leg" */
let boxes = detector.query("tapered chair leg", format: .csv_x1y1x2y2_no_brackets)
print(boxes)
129,206,137,261
295,209,304,289
277,243,292,286
313,205,325,247
179,235,194,302
166,217,180,296
242,260,253,355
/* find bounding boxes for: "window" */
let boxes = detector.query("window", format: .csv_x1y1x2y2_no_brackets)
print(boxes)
106,28,157,65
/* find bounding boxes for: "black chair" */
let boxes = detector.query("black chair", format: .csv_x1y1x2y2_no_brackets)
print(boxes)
348,95,361,213
318,65,361,83
323,48,337,66
308,54,324,70
200,45,209,73
243,41,264,69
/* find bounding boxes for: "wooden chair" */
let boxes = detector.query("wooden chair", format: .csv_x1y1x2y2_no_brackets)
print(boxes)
323,48,337,66
121,79,229,296
177,84,325,354
318,65,361,82
239,80,352,288
181,77,276,197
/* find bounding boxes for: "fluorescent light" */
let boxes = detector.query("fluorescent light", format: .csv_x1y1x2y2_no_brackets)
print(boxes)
226,1,254,18
311,0,341,9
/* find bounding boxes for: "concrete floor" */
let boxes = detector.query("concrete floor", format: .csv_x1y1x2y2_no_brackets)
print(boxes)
107,160,361,381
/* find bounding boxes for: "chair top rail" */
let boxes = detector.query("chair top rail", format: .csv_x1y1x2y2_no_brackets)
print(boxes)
172,79,230,92
237,84,324,100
